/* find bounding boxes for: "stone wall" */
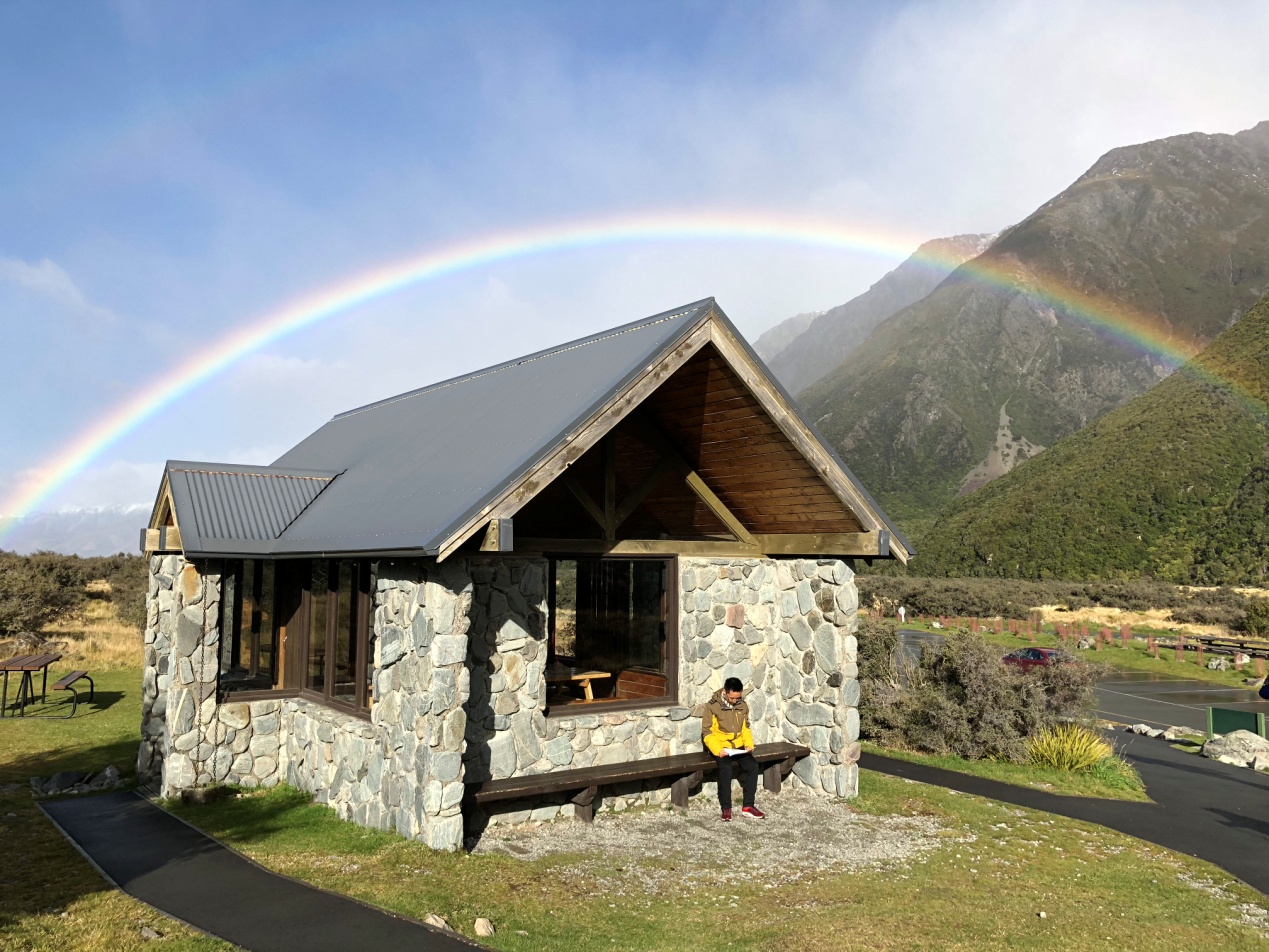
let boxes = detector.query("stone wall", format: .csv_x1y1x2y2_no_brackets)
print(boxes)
138,555,284,796
680,558,861,799
139,551,861,844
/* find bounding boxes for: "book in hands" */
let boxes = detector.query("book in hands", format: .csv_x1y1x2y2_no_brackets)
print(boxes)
721,747,749,757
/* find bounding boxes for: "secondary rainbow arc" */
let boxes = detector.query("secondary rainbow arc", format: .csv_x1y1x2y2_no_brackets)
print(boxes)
0,211,1230,539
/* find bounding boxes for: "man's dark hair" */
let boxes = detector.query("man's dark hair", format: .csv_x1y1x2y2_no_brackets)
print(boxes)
723,677,743,693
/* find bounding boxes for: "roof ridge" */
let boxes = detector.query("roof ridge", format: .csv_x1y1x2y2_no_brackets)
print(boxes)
332,298,714,421
171,468,334,481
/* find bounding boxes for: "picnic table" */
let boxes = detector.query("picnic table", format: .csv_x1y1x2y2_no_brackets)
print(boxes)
545,668,611,702
0,652,62,716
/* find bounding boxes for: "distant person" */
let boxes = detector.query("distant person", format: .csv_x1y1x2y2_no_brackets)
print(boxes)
898,605,906,625
701,676,764,821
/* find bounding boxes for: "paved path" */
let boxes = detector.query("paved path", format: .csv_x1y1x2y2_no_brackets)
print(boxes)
40,791,482,952
1093,671,1268,732
862,730,1269,894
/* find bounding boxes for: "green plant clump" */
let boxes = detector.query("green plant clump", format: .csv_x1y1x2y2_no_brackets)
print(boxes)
1027,723,1112,771
858,618,1100,761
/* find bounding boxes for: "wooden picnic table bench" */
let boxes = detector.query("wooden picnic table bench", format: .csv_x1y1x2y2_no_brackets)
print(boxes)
465,741,810,822
0,653,61,716
48,670,94,718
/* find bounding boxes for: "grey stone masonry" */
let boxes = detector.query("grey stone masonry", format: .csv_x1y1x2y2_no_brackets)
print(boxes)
680,558,861,800
139,551,860,845
138,555,284,797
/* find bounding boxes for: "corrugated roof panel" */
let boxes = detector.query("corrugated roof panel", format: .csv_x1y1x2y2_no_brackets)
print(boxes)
166,463,339,553
271,299,714,554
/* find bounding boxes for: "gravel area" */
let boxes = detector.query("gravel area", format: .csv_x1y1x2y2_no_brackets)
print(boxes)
472,787,944,896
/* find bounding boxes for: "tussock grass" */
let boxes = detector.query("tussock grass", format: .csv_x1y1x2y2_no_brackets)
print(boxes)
1027,724,1113,772
40,589,145,669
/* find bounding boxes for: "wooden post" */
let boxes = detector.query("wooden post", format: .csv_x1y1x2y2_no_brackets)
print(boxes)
1196,642,1205,667
1255,658,1267,678
1148,635,1158,659
994,617,1003,634
1101,626,1112,646
572,785,599,823
1095,636,1103,651
1175,635,1185,663
1120,624,1131,649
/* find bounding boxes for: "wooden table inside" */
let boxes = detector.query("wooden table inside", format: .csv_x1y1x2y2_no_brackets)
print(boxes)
545,669,611,702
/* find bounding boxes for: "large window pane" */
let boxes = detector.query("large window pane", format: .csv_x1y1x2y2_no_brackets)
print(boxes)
332,562,357,703
549,558,670,706
218,559,276,692
307,560,328,692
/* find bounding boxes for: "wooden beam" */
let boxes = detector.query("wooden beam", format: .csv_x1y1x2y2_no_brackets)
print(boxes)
706,320,909,563
435,319,713,561
749,531,889,557
602,433,617,541
562,474,607,532
142,525,183,554
479,518,515,552
515,538,761,558
613,456,675,529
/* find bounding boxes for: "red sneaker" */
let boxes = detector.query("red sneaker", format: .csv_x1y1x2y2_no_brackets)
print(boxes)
741,806,766,820
721,809,732,822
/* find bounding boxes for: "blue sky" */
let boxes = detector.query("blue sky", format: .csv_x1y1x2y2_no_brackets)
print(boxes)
3,1,1269,551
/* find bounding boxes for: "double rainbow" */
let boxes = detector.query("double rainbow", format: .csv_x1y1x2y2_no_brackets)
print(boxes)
0,211,1217,541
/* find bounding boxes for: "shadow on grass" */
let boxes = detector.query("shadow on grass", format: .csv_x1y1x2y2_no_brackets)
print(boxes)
0,728,139,787
2,689,128,718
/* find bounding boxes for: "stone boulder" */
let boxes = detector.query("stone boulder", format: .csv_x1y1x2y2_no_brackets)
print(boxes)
1201,729,1269,768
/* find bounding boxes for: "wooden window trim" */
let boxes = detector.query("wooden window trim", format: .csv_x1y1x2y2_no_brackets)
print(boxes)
544,554,679,717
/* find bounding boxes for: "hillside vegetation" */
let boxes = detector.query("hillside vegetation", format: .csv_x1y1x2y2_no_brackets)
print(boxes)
915,291,1269,584
801,121,1269,530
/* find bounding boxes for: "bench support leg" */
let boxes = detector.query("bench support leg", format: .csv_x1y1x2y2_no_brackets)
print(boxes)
670,770,704,810
762,762,781,794
572,785,598,823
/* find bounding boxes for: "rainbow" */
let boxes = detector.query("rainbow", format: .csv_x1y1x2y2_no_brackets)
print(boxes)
0,210,1222,539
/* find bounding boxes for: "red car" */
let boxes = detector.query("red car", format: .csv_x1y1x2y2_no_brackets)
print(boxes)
1002,647,1066,671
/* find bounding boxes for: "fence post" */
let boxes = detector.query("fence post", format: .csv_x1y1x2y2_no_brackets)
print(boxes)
1175,635,1185,663
1196,642,1205,667
1148,635,1158,659
1255,658,1266,679
1120,624,1131,648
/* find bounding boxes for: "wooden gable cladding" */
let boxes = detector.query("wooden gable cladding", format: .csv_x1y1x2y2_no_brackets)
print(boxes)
510,341,875,554
640,344,864,535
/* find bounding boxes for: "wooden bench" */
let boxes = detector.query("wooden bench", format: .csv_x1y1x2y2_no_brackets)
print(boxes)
465,741,810,822
47,670,93,718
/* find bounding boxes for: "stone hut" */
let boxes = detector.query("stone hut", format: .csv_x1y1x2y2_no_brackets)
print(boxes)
138,298,911,850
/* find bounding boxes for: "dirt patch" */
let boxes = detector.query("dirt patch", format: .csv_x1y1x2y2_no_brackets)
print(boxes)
472,786,944,897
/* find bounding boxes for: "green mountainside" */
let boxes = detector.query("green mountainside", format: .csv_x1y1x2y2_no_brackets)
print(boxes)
914,292,1269,584
799,122,1269,533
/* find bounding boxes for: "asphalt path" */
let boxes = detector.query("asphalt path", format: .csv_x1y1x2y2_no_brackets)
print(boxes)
40,791,482,952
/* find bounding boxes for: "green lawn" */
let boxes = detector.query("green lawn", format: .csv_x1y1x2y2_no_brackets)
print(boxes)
4,665,1267,951
0,666,230,951
165,774,1269,951
859,741,1150,801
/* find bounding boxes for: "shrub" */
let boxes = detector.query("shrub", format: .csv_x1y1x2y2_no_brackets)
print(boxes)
857,617,1100,762
1027,724,1113,771
1242,599,1269,637
0,550,87,639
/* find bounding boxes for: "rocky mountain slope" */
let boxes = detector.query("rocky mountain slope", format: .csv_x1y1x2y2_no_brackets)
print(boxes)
915,290,1269,584
800,121,1269,530
759,234,994,395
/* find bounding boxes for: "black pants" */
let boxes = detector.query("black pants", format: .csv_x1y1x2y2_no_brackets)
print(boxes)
715,752,758,810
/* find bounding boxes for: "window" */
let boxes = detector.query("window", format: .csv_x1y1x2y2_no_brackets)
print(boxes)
547,557,676,710
219,559,277,691
220,558,374,715
302,559,373,714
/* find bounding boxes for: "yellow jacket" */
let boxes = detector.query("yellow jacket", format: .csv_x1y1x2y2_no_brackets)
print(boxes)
700,688,754,756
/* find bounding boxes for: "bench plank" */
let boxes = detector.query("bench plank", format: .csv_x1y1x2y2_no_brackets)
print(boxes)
53,671,89,691
468,742,810,805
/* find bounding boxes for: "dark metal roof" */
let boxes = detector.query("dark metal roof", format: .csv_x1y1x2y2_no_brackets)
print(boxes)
268,299,715,555
158,296,910,560
165,461,340,556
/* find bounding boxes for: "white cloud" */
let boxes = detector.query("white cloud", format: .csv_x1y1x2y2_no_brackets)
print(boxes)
0,256,116,323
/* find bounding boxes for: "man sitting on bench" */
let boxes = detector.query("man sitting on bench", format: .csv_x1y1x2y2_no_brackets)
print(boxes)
701,677,765,821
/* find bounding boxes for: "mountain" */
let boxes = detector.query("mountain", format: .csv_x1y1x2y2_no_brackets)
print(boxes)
764,233,995,395
0,505,149,556
800,121,1269,530
754,310,821,362
914,291,1269,584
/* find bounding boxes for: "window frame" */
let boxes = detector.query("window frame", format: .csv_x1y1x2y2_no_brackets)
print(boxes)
296,558,374,718
217,557,374,718
544,554,679,718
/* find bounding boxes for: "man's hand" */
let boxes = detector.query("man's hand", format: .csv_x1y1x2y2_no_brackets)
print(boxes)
744,743,754,751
